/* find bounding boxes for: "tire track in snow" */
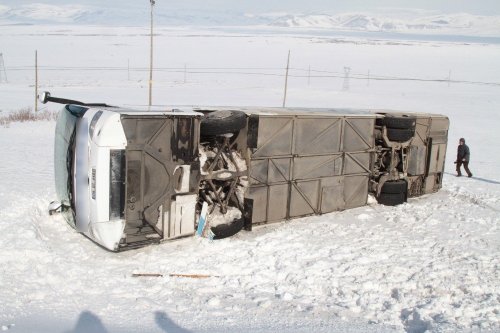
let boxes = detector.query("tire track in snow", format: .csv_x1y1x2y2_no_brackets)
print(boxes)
443,185,500,213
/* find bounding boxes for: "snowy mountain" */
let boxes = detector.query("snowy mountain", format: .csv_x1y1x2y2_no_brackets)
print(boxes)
0,3,500,37
268,13,500,36
0,3,266,26
0,3,101,24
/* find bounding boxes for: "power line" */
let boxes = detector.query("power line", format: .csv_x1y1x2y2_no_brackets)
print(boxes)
4,65,500,87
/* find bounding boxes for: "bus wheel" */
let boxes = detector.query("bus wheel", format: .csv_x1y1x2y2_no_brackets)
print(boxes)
386,128,415,142
200,111,247,136
382,115,416,129
210,217,245,240
377,180,407,206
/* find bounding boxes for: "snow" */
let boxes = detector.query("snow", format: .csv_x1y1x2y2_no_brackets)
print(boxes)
207,206,242,228
5,4,96,23
269,13,500,37
1,23,500,333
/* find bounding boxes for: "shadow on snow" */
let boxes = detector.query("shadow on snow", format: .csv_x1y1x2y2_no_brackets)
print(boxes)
64,311,108,333
64,310,192,333
445,172,500,184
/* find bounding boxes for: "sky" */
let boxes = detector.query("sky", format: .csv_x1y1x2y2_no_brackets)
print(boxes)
2,0,500,16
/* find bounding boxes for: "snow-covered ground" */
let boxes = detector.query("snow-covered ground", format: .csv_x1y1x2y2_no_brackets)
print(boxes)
0,25,500,333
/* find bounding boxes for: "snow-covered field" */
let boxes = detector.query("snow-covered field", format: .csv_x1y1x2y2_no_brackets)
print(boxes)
1,25,500,333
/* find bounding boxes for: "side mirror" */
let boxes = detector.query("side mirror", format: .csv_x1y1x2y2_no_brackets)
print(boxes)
38,91,51,104
48,200,62,215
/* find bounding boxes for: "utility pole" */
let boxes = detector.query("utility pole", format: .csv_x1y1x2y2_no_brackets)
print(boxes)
282,50,290,107
342,66,351,91
148,0,155,106
0,53,7,83
35,50,38,112
308,65,311,86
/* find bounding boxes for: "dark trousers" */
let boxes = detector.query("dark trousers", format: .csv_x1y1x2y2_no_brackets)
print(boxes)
456,160,472,176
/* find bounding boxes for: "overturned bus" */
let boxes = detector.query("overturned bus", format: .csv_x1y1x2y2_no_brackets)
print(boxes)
44,92,449,251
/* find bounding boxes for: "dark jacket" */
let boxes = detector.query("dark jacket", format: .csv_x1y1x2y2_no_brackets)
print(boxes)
457,144,470,162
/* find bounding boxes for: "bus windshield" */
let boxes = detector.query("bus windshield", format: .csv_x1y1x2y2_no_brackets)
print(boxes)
53,105,88,228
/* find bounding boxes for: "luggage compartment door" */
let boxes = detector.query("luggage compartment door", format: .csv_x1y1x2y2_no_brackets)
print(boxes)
246,115,375,225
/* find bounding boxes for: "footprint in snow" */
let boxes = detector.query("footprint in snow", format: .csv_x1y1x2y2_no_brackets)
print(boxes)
357,214,372,221
207,297,221,307
1,324,15,331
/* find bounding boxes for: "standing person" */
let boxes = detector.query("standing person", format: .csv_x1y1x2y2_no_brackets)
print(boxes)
455,138,473,177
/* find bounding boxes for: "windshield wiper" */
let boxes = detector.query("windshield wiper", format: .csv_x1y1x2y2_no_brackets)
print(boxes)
39,91,112,107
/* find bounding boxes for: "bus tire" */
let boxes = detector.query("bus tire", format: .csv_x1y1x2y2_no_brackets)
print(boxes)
382,115,416,129
377,192,406,206
201,111,247,136
387,128,415,142
380,180,407,194
378,180,407,206
210,217,245,240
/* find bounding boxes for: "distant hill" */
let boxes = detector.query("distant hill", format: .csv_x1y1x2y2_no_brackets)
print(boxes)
1,3,499,37
268,13,500,37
